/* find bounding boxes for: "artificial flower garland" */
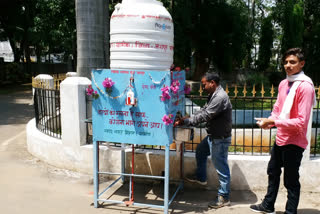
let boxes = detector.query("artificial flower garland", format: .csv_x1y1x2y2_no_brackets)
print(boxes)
170,80,180,94
161,86,171,101
91,72,130,99
90,71,189,126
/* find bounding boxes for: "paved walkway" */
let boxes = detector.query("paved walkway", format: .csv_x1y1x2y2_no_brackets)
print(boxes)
0,86,320,214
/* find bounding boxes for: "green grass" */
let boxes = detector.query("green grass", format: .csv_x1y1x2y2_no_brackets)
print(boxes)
228,146,245,153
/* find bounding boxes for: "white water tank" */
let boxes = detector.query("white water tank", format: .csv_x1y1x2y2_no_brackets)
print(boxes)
110,0,173,71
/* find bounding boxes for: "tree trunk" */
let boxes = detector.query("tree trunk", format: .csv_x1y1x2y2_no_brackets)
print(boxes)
245,0,255,69
191,0,209,80
24,41,31,64
76,0,108,78
36,45,41,63
9,38,20,63
103,0,110,68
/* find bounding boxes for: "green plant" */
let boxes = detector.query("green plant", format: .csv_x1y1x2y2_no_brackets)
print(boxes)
4,63,21,82
311,135,320,154
245,72,270,88
228,145,244,153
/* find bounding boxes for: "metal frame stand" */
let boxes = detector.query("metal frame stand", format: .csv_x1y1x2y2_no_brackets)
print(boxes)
93,141,184,214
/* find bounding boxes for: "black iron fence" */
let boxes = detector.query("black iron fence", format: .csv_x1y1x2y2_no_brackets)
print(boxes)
86,84,320,157
185,91,320,157
33,86,62,139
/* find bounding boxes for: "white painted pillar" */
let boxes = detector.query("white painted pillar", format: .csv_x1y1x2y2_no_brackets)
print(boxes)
34,74,54,89
34,74,55,115
303,110,314,162
66,72,78,77
303,144,311,162
60,77,91,147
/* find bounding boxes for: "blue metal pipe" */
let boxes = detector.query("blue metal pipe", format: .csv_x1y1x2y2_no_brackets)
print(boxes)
93,142,184,213
98,176,122,198
169,182,183,206
164,144,170,213
97,199,165,209
93,140,99,208
121,143,125,182
132,202,164,209
98,172,164,180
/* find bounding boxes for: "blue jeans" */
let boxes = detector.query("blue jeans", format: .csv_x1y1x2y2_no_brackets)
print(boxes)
196,135,231,198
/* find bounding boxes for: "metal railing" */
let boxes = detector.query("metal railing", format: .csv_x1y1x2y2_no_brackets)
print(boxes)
85,84,320,157
32,74,65,139
33,87,61,139
32,74,66,90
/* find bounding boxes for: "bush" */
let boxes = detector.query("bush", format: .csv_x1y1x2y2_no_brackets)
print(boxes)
245,72,270,89
266,71,285,86
311,135,320,155
0,62,30,83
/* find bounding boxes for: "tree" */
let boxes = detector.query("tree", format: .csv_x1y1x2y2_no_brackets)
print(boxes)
281,0,304,52
171,0,193,69
244,0,256,69
32,0,76,63
257,15,274,72
0,0,26,62
171,0,248,80
0,0,76,65
304,0,320,83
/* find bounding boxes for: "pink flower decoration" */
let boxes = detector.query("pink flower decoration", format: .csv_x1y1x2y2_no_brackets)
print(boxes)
184,85,191,94
162,114,174,125
171,86,179,94
102,77,115,88
161,86,170,92
86,85,99,99
170,80,180,94
86,85,94,96
161,86,171,101
173,80,181,87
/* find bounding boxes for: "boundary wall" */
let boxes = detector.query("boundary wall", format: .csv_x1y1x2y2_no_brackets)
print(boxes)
26,77,320,192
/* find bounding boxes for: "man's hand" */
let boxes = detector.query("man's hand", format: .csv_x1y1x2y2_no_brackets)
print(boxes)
174,116,189,127
174,117,184,127
174,119,183,127
255,118,275,129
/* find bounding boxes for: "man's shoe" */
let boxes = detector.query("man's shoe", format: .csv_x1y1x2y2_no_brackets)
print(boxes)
250,203,275,214
208,195,230,209
185,174,207,185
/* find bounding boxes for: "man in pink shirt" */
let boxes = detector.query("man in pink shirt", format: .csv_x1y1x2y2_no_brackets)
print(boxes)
250,48,315,214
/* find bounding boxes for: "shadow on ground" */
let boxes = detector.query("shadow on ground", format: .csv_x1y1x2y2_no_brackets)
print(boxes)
276,209,320,214
95,181,259,214
295,209,320,214
0,85,33,125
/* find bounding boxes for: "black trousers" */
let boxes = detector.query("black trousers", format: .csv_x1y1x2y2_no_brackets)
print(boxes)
262,144,304,214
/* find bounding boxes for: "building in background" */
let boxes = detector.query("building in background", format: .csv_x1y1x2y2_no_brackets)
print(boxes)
0,40,14,62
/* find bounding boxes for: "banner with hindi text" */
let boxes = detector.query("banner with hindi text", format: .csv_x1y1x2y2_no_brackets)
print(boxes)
91,69,185,146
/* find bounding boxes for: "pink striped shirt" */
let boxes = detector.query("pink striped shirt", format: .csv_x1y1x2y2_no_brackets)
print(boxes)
269,79,315,149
